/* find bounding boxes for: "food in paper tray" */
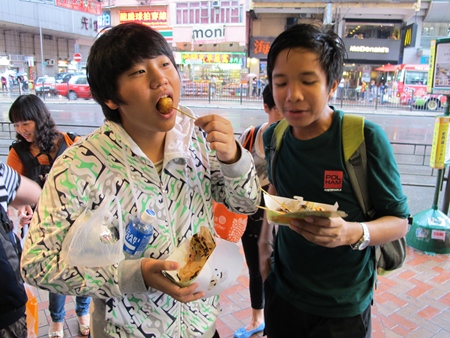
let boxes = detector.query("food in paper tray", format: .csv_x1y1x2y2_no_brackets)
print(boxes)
263,194,347,225
178,226,216,283
163,226,216,286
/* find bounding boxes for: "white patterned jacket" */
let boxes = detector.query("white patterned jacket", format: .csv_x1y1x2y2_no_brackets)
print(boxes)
21,108,260,338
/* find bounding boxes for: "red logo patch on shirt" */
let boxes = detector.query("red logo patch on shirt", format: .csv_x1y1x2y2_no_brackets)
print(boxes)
324,170,343,191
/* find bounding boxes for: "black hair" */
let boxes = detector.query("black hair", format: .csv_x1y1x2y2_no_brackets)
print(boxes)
262,85,276,110
267,24,346,93
9,94,59,153
87,22,178,123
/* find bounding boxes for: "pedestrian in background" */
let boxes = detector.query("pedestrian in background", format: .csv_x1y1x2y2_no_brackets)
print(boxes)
0,162,41,337
1,76,7,91
259,23,409,337
234,85,283,338
6,94,90,338
20,22,260,338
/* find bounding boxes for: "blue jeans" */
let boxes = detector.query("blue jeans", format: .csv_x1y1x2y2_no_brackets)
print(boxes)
49,293,91,323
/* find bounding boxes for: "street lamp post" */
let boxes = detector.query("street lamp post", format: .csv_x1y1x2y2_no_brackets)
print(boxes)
37,3,45,77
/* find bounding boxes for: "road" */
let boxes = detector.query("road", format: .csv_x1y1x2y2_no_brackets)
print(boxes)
0,98,446,216
0,100,439,145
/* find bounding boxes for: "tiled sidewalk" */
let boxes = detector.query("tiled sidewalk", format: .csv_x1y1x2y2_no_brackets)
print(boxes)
33,245,450,338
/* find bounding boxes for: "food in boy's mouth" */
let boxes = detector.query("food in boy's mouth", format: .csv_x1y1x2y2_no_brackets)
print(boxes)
156,96,173,114
177,226,216,283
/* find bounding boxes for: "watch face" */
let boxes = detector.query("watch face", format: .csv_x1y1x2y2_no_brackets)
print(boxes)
358,239,370,250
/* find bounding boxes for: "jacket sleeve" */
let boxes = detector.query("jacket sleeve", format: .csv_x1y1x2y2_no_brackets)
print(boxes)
209,130,261,215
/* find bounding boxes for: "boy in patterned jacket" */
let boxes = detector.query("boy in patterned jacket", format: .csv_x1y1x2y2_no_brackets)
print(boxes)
21,23,260,338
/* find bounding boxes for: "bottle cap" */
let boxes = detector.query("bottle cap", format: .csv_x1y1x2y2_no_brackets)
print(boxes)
141,209,156,223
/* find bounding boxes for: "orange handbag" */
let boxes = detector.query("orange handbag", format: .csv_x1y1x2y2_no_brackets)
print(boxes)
213,127,258,242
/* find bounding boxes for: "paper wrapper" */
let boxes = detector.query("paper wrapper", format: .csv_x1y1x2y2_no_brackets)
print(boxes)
163,238,244,298
264,194,347,225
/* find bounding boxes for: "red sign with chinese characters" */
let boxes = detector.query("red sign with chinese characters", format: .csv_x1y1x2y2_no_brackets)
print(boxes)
55,0,102,16
119,10,168,27
249,37,275,59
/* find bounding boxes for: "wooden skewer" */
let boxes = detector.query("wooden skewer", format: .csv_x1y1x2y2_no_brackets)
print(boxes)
172,106,196,120
256,205,270,211
260,187,293,213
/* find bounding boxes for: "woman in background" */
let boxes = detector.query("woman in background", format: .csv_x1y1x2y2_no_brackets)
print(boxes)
7,94,90,338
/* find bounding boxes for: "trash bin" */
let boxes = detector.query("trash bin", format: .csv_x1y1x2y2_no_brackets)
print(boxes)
406,208,450,254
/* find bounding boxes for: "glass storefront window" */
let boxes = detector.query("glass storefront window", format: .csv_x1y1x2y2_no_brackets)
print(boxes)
421,23,450,49
344,21,402,40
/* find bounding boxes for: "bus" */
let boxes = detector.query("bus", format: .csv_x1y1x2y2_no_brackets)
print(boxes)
394,64,447,111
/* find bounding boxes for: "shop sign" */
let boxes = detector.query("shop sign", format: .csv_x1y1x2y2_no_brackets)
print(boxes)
57,59,69,67
249,37,275,58
0,56,10,66
55,0,102,16
119,10,172,42
98,12,111,29
119,10,168,27
348,46,389,53
344,38,400,62
180,52,244,65
402,23,417,48
192,25,226,44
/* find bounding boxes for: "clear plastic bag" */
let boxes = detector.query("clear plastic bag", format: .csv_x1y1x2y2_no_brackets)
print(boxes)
61,195,124,267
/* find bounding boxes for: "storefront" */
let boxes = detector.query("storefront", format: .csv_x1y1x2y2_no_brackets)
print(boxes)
176,51,246,96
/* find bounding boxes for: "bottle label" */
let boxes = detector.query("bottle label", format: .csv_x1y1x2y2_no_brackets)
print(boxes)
124,225,152,256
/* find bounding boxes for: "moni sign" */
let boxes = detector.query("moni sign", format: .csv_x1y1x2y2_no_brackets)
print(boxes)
192,25,225,44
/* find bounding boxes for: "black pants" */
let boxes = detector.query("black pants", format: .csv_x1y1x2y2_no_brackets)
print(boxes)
241,190,267,310
264,282,371,338
240,193,266,310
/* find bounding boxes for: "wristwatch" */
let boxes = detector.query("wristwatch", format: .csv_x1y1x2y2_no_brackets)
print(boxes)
350,222,370,250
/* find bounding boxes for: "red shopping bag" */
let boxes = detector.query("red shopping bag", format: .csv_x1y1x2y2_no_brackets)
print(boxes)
213,201,248,243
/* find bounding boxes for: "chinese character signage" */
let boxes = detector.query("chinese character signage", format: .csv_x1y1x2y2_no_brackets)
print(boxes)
119,10,172,42
119,10,168,27
20,0,55,4
249,37,275,58
55,0,101,15
180,52,245,65
430,116,450,169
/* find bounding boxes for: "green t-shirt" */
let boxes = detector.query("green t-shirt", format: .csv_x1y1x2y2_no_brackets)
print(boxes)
263,109,410,318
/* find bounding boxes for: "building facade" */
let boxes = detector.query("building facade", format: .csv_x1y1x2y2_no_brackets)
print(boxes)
1,0,449,94
0,0,100,84
249,0,450,90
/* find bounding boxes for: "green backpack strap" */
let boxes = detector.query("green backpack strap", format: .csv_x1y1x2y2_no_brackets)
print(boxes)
269,119,290,188
342,114,376,220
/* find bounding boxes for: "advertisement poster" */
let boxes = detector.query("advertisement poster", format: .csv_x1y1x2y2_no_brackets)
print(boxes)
432,39,450,95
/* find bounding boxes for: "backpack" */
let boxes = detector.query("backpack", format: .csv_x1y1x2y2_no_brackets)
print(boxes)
11,132,78,188
268,114,407,277
0,204,27,328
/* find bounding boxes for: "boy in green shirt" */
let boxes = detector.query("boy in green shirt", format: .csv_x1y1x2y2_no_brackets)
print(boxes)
258,24,410,337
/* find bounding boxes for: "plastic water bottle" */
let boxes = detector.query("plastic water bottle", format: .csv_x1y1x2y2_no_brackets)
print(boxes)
123,209,156,259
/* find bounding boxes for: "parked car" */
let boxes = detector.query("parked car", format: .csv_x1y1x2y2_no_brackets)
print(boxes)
54,72,83,83
35,77,56,96
56,75,92,100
